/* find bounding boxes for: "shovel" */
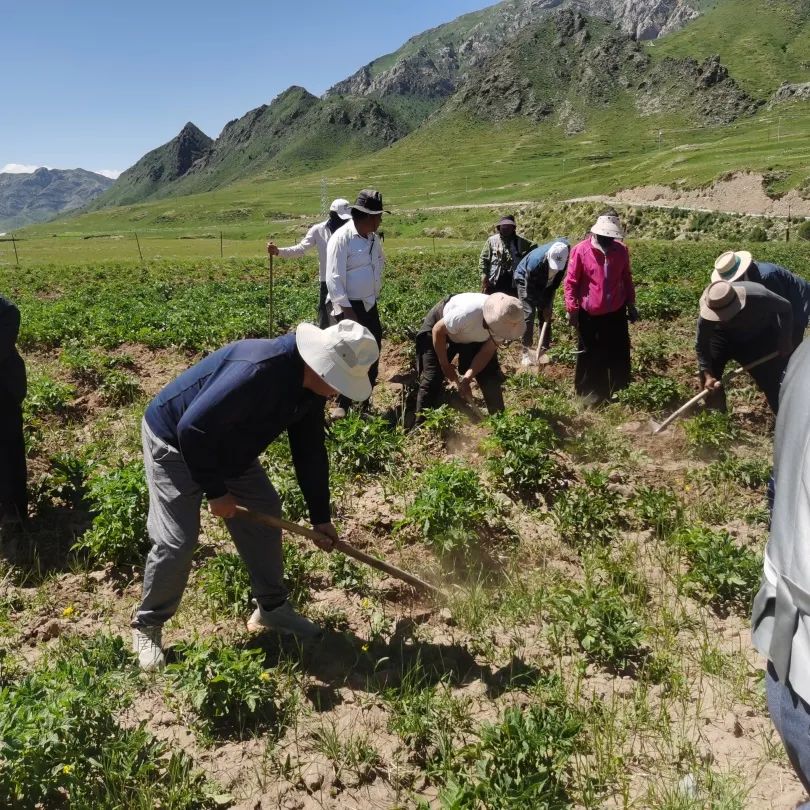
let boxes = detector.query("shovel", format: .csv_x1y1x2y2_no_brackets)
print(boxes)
534,320,550,365
233,505,446,599
650,351,779,434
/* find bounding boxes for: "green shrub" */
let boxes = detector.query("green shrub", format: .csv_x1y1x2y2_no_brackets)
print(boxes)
616,376,688,413
99,369,142,405
23,373,75,421
636,286,695,320
328,412,403,474
0,635,219,810
671,526,761,610
328,552,370,595
73,460,150,566
552,471,626,547
440,678,583,808
166,637,298,743
419,405,463,435
632,486,684,540
684,410,740,454
34,450,92,510
403,461,499,555
197,553,251,617
797,219,810,242
698,456,771,489
748,226,768,243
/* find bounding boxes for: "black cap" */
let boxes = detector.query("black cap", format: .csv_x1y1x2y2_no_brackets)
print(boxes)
352,189,390,215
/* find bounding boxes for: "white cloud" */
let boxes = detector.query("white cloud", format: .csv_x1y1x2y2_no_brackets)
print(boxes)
1,163,48,174
93,169,122,179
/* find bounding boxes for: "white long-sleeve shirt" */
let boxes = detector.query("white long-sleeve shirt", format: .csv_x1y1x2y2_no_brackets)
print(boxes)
325,220,384,315
277,221,331,282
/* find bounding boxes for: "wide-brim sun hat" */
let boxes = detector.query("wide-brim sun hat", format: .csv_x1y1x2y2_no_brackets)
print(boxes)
547,241,570,271
711,250,753,283
296,320,379,402
329,198,352,221
483,293,525,342
699,280,747,322
591,214,625,239
351,189,390,216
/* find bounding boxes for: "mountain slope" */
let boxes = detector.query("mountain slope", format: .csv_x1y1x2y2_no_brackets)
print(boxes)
0,168,113,230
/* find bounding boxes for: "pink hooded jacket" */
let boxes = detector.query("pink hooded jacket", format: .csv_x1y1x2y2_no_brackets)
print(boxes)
564,236,635,316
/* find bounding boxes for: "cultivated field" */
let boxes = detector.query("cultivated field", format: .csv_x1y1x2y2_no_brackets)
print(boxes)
2,241,810,808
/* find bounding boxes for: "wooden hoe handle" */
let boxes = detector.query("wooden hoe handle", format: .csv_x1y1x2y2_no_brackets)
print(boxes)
233,506,445,599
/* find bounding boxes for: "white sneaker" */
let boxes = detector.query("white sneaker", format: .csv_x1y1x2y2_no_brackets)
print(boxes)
246,600,322,639
329,406,347,421
132,625,165,671
520,350,533,368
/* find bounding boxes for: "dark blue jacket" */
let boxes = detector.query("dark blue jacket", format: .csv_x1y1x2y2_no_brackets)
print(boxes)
513,238,570,307
749,262,810,345
145,333,330,523
0,296,26,405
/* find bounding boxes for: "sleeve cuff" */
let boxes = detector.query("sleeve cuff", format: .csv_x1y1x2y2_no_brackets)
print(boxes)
203,482,228,500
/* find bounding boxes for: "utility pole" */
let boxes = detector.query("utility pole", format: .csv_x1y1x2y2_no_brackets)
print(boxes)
320,177,328,217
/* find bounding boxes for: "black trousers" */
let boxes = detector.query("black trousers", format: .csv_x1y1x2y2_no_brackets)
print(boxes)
0,393,27,520
702,327,789,415
414,332,504,415
335,300,382,410
317,282,335,330
574,308,631,404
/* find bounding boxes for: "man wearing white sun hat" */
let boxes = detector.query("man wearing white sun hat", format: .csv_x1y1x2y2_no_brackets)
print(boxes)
267,198,353,328
131,320,379,670
712,249,810,349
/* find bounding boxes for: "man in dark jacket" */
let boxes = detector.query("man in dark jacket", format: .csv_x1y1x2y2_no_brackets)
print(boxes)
696,280,794,414
0,296,27,524
131,320,378,670
513,239,570,366
479,215,536,296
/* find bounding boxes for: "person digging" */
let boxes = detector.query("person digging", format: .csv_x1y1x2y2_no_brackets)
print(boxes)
414,291,525,419
131,320,379,671
513,239,570,367
696,280,794,416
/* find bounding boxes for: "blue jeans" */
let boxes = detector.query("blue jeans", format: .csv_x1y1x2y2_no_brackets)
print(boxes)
766,661,810,808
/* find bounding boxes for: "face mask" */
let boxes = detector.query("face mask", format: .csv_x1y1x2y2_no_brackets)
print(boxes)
595,234,615,250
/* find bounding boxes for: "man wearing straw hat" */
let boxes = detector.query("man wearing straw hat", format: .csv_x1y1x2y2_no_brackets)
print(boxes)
131,320,379,671
414,291,525,418
712,250,810,349
696,280,794,414
564,212,638,405
267,198,353,329
480,215,536,296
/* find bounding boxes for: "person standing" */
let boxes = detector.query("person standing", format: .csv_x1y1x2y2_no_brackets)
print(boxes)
712,250,810,349
696,280,793,414
267,198,352,329
325,189,387,418
131,320,379,670
564,213,638,405
513,239,570,367
479,215,536,296
752,337,810,808
414,292,525,417
0,295,27,525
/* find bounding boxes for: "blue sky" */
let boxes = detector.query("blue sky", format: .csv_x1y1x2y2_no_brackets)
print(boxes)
0,0,494,177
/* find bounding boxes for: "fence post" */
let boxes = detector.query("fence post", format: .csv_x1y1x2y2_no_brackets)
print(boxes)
134,232,143,261
220,231,224,258
11,235,19,267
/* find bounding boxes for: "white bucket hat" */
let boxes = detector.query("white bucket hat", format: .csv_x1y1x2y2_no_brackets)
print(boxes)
711,250,753,283
483,293,525,343
329,198,352,221
547,241,570,272
699,281,747,322
591,215,625,239
296,320,379,401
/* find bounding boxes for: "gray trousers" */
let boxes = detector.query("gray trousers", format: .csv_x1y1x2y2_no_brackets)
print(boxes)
766,662,810,808
516,285,551,350
133,419,286,628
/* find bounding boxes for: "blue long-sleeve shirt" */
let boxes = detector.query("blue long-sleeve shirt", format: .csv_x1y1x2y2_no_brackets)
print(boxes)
145,333,330,523
513,238,569,307
749,262,810,345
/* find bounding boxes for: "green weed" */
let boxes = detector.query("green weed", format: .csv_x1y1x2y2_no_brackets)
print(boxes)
328,412,403,474
418,404,463,436
684,410,740,455
552,471,627,547
310,720,381,787
328,552,370,595
632,486,684,540
197,553,252,618
616,376,688,413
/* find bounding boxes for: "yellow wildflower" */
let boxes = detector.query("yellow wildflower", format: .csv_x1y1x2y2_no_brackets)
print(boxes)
61,606,75,618
62,764,74,775
260,672,271,682
361,643,369,652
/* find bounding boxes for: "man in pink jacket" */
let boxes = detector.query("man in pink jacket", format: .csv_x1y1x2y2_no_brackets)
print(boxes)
564,213,638,404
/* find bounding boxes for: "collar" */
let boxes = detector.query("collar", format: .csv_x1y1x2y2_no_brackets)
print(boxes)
590,235,606,254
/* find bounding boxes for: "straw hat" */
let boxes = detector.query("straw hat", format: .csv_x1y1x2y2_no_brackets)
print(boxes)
296,320,379,401
699,281,747,322
483,293,525,343
591,215,625,239
329,198,352,221
711,250,753,283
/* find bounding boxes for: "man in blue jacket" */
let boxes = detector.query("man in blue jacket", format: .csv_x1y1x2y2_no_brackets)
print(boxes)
131,320,379,670
712,250,810,349
0,296,27,524
513,239,570,367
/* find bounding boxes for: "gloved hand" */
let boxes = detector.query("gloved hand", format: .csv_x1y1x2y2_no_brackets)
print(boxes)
627,304,639,324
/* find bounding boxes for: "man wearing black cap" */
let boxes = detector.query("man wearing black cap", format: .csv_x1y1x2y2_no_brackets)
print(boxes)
479,215,536,296
326,189,387,417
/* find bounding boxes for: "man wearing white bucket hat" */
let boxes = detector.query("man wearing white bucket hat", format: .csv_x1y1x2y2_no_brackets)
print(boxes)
696,279,794,414
414,292,524,417
267,198,353,329
131,321,379,670
712,250,810,349
564,213,638,404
